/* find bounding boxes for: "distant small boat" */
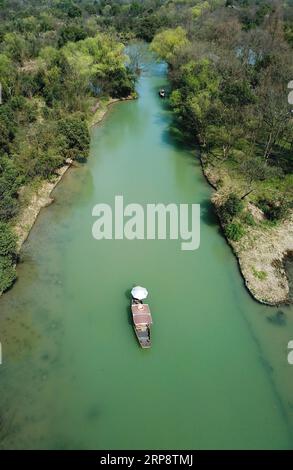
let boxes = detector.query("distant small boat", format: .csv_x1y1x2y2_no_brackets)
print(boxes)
158,88,166,98
130,286,152,349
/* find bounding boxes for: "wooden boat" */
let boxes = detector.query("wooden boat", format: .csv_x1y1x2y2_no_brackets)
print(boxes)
131,298,153,349
158,88,166,98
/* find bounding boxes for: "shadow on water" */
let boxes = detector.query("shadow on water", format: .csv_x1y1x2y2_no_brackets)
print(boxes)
267,310,287,327
85,403,100,422
149,84,198,153
200,198,220,228
124,288,133,327
161,127,198,157
142,60,168,78
124,288,145,347
157,107,223,232
156,102,199,153
150,90,172,109
124,287,134,302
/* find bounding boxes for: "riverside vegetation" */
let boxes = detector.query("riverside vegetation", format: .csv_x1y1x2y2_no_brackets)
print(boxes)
0,0,140,293
150,0,293,304
0,0,293,303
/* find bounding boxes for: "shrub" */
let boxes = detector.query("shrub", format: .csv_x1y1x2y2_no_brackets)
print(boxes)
33,149,63,179
0,193,19,221
257,199,290,221
0,159,20,221
225,222,245,241
241,211,256,226
58,114,90,162
0,106,16,150
58,25,86,48
0,223,17,293
219,193,244,223
0,222,17,257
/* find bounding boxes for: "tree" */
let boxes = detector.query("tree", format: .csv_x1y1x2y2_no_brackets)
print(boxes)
135,15,167,42
192,2,210,19
0,53,16,101
151,27,190,65
239,155,281,200
2,32,28,64
58,114,90,161
170,59,220,144
0,255,17,292
61,33,135,99
0,222,17,257
58,24,87,47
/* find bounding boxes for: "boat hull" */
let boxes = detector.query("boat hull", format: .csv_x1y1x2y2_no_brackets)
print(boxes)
131,299,152,349
134,327,151,348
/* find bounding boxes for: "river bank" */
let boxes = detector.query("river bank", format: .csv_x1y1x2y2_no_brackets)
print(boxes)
202,157,293,306
0,96,135,297
3,78,292,307
0,61,292,449
90,91,292,307
13,159,73,251
9,93,292,307
12,95,136,254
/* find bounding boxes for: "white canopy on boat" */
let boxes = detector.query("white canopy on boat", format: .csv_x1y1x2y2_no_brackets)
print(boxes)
131,286,148,300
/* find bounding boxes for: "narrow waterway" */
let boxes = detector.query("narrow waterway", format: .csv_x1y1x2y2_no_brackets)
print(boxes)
0,60,292,450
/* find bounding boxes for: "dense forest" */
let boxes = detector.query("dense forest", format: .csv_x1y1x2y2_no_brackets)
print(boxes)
0,0,293,292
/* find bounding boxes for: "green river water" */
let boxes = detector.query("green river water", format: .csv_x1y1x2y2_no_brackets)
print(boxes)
0,60,293,450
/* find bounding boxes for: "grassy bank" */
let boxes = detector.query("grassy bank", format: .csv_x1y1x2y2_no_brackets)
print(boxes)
202,156,293,304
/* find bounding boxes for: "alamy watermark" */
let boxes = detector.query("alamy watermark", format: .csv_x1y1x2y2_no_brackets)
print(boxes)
92,196,200,251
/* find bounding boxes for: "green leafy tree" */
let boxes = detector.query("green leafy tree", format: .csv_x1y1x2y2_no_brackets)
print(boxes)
151,27,189,64
0,255,17,292
0,161,18,294
0,53,16,101
58,114,90,161
2,32,28,64
170,59,220,144
0,222,17,257
58,24,87,47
